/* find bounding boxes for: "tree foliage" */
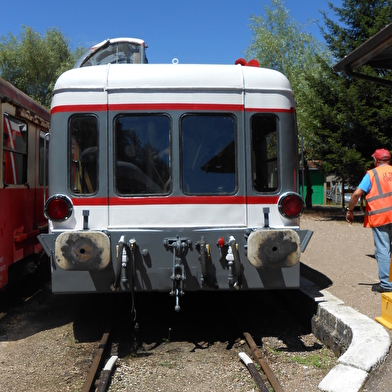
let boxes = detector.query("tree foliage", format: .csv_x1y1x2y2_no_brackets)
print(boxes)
0,26,84,108
246,0,392,202
246,0,330,140
307,0,392,187
322,0,392,60
245,0,331,207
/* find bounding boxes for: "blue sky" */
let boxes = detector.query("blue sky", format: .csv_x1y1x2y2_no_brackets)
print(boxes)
1,0,342,64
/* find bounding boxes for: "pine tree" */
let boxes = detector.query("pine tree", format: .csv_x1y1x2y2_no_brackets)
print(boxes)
308,0,392,190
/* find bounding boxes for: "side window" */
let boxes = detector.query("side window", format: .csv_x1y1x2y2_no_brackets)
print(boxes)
251,115,278,192
39,130,49,186
69,115,98,195
114,114,171,195
181,114,236,195
3,113,27,185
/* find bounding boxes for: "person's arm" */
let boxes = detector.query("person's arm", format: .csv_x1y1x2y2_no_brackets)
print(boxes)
346,188,364,223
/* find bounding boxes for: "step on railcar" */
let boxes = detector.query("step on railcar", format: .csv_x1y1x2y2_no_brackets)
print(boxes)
0,78,50,289
39,45,312,311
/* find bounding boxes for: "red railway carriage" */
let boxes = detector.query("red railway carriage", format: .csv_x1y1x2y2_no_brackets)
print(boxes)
0,78,50,289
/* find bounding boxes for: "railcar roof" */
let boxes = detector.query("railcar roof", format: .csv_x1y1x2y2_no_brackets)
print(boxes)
92,37,145,47
53,63,294,94
0,77,50,121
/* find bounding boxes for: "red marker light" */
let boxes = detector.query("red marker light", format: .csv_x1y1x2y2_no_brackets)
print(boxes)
218,237,225,248
44,195,73,222
248,59,260,67
47,198,69,220
235,58,247,66
278,193,304,219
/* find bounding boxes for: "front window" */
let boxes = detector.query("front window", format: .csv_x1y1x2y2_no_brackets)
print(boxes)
181,114,237,195
251,115,278,192
81,42,144,67
69,115,98,195
114,114,171,195
3,113,27,185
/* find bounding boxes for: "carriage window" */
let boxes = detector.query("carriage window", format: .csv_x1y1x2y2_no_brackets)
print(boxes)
69,115,98,194
114,115,171,195
181,115,236,195
81,42,144,67
3,113,27,185
39,131,49,186
251,115,278,192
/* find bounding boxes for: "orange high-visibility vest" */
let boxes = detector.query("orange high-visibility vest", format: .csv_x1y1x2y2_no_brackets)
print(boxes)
364,164,392,228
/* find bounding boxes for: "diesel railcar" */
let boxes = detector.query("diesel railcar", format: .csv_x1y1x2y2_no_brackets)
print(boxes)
0,78,50,289
39,52,312,311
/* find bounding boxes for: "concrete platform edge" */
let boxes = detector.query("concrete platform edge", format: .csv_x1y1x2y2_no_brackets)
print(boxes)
300,280,391,392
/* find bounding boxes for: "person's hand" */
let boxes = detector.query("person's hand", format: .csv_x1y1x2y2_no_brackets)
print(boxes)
346,210,354,223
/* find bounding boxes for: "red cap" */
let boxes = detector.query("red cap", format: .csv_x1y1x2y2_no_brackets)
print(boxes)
372,149,391,160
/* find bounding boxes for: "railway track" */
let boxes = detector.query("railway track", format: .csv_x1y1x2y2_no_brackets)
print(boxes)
241,331,284,392
85,334,283,392
81,325,285,392
77,290,330,391
0,287,336,391
81,327,114,392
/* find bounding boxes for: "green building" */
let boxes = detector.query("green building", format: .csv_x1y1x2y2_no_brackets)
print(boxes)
299,163,325,205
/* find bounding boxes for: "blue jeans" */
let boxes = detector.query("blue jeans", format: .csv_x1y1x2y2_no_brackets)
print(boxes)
372,223,392,289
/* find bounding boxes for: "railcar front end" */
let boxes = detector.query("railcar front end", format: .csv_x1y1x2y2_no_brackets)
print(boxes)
39,62,312,310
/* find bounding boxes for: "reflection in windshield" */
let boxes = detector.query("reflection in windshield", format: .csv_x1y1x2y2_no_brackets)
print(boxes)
82,42,144,66
115,115,171,195
181,115,236,195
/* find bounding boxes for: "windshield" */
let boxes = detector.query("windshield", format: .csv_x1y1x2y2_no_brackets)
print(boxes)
74,39,147,68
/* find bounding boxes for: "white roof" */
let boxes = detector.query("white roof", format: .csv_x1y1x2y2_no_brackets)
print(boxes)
90,37,145,49
55,63,291,91
52,64,295,110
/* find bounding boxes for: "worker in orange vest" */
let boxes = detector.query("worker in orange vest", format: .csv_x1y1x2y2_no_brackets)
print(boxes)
346,148,392,292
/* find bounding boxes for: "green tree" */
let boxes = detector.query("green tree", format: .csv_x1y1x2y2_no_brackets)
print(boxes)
0,26,84,108
246,0,331,207
307,0,392,192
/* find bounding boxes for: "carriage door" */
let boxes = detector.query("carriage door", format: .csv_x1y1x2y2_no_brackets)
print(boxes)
108,112,172,228
246,113,279,227
67,112,108,230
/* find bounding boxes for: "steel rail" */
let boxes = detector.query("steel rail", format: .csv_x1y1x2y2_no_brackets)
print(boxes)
239,352,269,392
243,331,285,392
81,327,111,392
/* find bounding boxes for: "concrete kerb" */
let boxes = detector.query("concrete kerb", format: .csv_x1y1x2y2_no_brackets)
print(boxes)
300,282,391,392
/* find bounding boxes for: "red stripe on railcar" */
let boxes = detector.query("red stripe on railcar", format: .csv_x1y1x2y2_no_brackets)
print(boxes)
109,103,244,111
71,195,279,206
245,107,295,113
51,104,108,114
51,103,295,114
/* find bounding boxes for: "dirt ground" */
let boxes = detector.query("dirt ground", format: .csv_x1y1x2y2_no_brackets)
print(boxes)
0,206,372,392
300,206,381,322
